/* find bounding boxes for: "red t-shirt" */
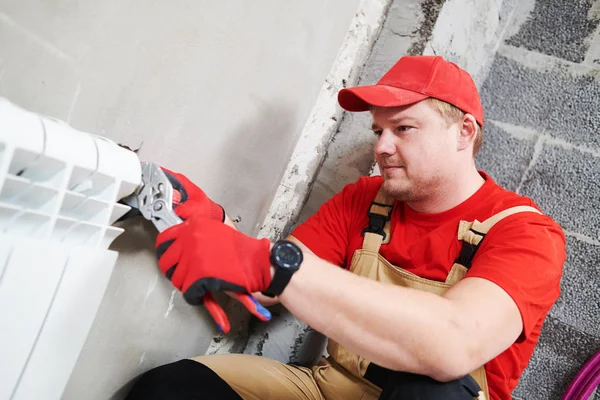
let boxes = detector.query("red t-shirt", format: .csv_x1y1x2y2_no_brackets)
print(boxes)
291,172,566,400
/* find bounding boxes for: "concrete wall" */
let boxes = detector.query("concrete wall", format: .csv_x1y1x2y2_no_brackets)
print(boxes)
476,0,600,398
0,1,360,398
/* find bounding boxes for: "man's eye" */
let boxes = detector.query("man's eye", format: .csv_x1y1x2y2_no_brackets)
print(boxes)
397,126,412,132
373,130,382,136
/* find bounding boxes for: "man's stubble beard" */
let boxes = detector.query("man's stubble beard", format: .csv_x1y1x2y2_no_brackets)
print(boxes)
381,172,443,203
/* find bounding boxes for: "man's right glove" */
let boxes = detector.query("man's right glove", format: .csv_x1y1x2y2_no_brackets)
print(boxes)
161,167,225,222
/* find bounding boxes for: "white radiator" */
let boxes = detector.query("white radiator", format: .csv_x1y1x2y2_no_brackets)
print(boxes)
0,97,141,399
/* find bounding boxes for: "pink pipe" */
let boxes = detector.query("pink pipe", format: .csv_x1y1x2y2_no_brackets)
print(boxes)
561,349,600,400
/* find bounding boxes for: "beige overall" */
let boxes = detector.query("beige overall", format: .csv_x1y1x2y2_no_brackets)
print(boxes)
192,187,541,400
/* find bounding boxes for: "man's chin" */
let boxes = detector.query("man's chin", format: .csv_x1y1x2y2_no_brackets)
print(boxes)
381,179,412,200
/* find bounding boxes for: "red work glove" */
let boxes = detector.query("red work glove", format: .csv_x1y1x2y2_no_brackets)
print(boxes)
161,167,225,222
156,216,273,333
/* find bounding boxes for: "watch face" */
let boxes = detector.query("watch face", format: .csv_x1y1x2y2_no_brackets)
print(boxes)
274,241,302,270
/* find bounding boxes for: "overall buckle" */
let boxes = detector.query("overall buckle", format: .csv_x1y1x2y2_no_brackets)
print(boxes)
361,212,390,240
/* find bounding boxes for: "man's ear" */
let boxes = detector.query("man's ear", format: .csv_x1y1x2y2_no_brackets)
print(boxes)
457,114,478,152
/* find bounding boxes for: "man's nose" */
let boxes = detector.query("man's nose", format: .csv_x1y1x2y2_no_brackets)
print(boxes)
374,129,396,156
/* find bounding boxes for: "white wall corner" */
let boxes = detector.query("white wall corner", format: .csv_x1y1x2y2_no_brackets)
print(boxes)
255,0,393,241
205,0,392,356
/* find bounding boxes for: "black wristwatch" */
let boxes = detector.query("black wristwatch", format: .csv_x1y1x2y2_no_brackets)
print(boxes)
262,240,303,298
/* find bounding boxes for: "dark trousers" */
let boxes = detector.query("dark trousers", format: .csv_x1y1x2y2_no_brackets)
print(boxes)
365,363,481,399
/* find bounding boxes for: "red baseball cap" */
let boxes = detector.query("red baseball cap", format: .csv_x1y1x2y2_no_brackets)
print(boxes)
338,55,484,126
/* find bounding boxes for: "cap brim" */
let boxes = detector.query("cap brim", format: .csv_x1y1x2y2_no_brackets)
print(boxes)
338,84,429,112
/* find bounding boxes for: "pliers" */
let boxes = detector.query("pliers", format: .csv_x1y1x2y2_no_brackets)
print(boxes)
120,162,183,232
120,162,271,333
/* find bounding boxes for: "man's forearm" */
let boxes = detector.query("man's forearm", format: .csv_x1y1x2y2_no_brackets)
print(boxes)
277,252,472,381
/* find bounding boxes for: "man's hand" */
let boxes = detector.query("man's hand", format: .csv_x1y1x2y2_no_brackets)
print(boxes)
155,216,273,333
161,167,225,222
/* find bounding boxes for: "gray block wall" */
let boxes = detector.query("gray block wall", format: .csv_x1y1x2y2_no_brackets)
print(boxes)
477,0,600,398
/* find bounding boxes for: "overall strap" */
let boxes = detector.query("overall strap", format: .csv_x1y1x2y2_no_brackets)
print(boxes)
361,186,394,252
445,205,542,285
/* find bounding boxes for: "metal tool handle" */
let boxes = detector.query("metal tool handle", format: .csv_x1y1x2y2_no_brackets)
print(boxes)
139,162,183,232
151,198,183,232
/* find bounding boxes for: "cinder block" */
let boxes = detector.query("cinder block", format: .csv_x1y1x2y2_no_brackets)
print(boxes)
512,317,600,400
518,144,600,239
550,237,600,337
480,55,600,149
504,0,600,63
475,122,537,192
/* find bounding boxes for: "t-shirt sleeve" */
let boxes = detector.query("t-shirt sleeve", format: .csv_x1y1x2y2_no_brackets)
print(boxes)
290,177,369,267
466,213,567,341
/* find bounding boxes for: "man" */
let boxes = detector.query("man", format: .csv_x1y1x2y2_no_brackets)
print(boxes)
125,56,566,400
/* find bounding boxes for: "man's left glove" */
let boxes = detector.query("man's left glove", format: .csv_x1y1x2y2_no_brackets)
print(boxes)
156,216,273,333
161,167,225,222
117,166,225,224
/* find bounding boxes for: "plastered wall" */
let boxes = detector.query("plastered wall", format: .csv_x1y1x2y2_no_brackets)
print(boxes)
0,1,360,398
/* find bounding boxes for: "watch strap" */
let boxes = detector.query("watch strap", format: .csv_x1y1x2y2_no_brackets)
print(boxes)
262,267,294,298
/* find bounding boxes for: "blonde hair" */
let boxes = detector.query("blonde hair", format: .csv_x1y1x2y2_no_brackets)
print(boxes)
425,98,483,156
